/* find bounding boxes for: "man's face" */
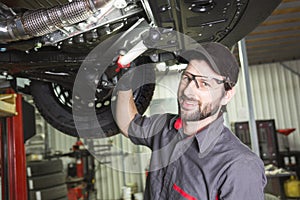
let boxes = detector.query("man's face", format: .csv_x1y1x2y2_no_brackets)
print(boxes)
177,59,226,121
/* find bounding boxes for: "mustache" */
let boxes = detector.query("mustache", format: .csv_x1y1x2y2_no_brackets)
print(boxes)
179,95,198,102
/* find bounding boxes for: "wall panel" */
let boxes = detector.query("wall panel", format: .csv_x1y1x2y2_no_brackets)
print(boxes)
91,135,150,199
227,60,300,151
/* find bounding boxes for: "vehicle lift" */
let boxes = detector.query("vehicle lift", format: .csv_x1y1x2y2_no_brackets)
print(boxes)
0,91,28,200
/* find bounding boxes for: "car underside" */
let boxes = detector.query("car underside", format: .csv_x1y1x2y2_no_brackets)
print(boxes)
0,0,281,137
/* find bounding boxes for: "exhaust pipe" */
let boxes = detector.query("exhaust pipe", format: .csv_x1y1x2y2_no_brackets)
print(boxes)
0,0,114,43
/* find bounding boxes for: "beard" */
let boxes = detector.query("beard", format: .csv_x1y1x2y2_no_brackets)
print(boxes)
178,95,220,121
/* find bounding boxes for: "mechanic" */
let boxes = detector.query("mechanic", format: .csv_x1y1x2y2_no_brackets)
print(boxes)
114,42,266,200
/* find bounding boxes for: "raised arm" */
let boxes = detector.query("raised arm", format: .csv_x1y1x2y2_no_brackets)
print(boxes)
115,89,138,137
114,64,155,137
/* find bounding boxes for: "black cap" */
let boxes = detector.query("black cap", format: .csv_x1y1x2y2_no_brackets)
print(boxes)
179,42,240,90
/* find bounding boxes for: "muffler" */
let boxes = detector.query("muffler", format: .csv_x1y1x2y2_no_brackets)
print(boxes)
0,0,115,43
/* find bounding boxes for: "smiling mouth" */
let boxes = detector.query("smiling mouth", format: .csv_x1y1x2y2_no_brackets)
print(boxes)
181,99,198,111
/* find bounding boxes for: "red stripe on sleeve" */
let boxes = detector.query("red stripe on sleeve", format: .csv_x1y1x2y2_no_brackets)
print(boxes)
173,183,197,200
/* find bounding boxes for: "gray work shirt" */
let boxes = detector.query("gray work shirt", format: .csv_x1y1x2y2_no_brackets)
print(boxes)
129,113,266,200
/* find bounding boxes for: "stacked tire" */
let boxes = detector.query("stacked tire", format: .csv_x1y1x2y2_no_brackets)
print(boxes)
27,159,68,200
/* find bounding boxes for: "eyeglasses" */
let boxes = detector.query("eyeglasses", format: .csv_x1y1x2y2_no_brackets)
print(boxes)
180,71,226,91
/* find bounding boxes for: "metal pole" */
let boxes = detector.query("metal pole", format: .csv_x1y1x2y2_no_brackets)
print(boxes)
238,39,260,156
137,145,145,191
0,119,9,200
120,135,126,186
7,94,28,200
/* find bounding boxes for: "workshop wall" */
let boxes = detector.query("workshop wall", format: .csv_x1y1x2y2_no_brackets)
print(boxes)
47,125,77,153
227,59,300,151
92,135,150,199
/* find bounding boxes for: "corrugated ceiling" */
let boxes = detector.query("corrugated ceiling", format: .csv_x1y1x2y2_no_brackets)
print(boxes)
237,0,300,65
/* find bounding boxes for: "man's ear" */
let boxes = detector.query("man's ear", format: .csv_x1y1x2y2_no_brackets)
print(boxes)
221,87,236,106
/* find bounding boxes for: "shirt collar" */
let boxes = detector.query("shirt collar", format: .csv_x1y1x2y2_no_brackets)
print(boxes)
171,115,225,155
194,115,225,156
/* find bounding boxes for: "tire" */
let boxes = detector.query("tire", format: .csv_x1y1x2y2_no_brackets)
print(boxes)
30,74,155,138
28,184,67,200
27,159,63,177
28,172,66,190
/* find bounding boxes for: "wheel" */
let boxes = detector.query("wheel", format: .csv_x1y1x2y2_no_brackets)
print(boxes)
30,70,155,138
28,184,68,200
27,159,63,177
27,159,68,200
28,172,66,190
